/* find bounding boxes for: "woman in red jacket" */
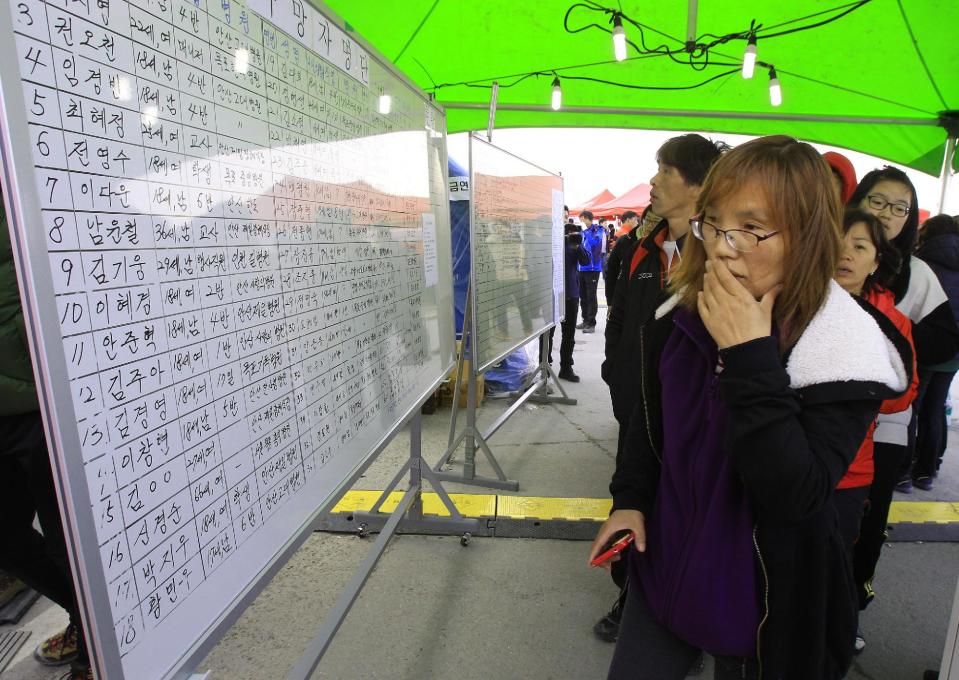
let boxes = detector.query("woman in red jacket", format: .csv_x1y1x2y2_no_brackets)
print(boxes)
834,209,919,655
834,210,918,554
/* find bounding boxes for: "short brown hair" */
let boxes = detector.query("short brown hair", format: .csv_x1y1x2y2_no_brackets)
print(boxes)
669,135,842,352
657,134,729,186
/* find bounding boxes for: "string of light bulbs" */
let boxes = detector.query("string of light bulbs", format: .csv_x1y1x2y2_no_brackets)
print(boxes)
429,0,874,110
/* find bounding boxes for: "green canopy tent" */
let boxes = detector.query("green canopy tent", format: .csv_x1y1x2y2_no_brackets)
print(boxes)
324,0,958,202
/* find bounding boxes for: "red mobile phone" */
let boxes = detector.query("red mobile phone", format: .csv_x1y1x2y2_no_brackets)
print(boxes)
590,531,635,567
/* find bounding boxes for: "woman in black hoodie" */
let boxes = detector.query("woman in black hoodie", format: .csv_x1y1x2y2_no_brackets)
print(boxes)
849,170,959,648
910,214,959,489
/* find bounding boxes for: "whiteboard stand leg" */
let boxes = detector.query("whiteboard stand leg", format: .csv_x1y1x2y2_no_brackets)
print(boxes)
288,485,422,680
432,360,519,491
444,289,473,465
530,326,576,405
355,412,477,532
446,324,469,452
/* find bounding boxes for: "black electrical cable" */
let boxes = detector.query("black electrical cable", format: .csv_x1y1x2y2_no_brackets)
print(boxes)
429,0,879,99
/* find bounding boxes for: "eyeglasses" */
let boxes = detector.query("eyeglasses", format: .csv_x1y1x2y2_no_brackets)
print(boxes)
866,194,910,218
689,216,780,253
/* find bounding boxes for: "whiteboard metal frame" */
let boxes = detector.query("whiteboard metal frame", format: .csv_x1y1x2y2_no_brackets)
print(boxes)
467,133,563,375
0,0,456,676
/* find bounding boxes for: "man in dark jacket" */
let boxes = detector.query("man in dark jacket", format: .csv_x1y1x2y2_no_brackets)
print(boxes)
595,134,727,642
0,202,91,678
541,206,589,381
604,210,639,308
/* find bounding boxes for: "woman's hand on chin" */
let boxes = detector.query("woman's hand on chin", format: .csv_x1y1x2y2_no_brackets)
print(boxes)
698,259,781,349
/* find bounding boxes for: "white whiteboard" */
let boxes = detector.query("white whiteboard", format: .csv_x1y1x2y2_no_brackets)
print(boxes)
0,0,454,676
469,135,562,373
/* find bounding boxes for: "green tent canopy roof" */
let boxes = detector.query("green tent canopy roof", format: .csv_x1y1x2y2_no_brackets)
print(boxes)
325,0,959,176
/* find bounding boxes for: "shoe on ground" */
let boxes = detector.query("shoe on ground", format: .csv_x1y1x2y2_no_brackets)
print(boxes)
593,598,624,642
854,626,866,654
575,322,587,330
582,326,596,334
894,476,913,493
0,574,28,608
36,624,80,666
558,368,580,382
913,476,934,491
58,667,93,680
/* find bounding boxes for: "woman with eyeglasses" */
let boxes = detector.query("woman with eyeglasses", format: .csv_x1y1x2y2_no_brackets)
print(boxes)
590,136,911,680
847,169,959,652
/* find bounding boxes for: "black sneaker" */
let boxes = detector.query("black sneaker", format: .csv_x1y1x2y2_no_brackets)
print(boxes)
593,597,624,642
582,326,596,334
575,322,587,330
558,367,580,382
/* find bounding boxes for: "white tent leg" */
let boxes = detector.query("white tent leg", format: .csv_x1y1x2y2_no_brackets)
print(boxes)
938,136,957,214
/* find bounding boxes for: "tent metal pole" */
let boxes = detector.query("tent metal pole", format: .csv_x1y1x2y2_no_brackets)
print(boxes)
487,81,498,142
686,0,699,46
937,136,957,214
440,102,939,128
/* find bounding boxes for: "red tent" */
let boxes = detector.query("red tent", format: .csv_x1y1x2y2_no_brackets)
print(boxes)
590,183,652,219
571,189,614,216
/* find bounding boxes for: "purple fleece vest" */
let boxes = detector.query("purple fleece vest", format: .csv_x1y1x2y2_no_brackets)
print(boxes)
636,308,759,657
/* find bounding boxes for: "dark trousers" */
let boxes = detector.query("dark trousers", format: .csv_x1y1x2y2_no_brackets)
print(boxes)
608,581,759,680
913,369,956,478
559,297,578,368
833,485,870,560
579,271,600,326
539,298,579,369
0,412,87,664
853,441,909,609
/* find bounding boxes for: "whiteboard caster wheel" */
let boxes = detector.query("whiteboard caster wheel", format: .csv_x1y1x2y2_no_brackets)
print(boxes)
460,532,472,546
357,523,370,538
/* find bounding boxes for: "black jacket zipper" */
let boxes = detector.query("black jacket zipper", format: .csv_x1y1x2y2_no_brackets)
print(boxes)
753,524,769,678
639,325,661,463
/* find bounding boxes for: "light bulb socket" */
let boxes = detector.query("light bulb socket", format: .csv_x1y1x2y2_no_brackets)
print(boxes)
612,13,623,29
551,76,561,89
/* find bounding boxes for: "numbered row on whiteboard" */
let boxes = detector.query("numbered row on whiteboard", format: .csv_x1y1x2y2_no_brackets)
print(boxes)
14,0,369,86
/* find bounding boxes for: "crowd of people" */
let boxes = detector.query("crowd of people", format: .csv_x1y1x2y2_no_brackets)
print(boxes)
556,134,959,679
3,132,958,680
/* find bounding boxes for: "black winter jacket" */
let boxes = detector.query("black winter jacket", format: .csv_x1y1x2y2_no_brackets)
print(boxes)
603,220,684,421
611,284,913,680
604,225,641,306
917,233,959,364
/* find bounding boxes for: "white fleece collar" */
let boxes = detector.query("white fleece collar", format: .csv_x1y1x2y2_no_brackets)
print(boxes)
654,293,682,319
786,280,907,391
653,281,908,391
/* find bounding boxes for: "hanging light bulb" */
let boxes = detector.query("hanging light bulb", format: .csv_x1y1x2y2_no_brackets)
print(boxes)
768,67,782,107
550,77,562,111
741,36,756,79
612,14,627,62
379,94,392,114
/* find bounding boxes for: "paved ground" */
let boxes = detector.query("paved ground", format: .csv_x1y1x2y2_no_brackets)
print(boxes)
3,288,958,680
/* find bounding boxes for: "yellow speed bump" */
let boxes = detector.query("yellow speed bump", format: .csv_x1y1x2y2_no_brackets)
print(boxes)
331,490,495,518
331,494,959,526
887,501,959,525
497,495,612,521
